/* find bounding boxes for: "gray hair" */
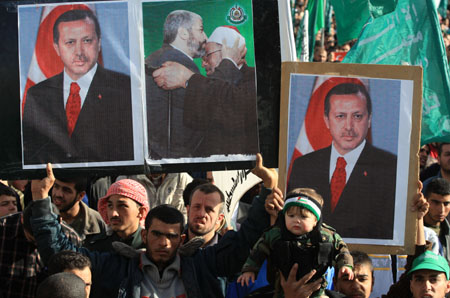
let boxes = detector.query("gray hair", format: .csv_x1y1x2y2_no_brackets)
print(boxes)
163,10,201,44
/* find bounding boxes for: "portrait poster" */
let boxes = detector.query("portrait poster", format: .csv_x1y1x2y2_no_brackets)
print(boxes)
279,62,422,254
142,0,259,165
18,1,144,169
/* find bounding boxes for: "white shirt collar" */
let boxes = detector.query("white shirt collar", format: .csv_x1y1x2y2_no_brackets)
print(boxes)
329,139,366,183
63,63,98,109
170,44,193,61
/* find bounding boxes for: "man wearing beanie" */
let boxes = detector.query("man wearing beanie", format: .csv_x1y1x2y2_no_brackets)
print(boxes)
409,251,450,298
153,25,258,157
83,179,149,252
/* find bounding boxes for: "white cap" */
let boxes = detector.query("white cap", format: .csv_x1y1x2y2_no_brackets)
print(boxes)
207,26,246,48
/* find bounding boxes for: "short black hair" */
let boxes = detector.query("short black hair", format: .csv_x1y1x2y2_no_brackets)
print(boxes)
0,183,19,200
36,272,86,298
324,83,372,117
189,183,224,205
183,178,209,207
55,177,88,194
351,251,374,276
47,250,91,275
424,178,450,198
145,204,184,233
53,9,101,44
438,143,450,156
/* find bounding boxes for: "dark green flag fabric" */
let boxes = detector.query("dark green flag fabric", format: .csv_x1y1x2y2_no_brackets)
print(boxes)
343,0,450,144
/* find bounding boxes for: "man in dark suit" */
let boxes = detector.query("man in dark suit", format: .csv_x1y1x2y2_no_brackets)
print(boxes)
145,10,207,160
23,9,133,165
288,83,397,239
152,26,258,157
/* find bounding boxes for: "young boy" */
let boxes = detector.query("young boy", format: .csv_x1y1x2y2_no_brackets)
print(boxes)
237,188,353,297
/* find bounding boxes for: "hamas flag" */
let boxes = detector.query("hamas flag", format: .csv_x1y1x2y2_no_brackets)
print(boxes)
343,0,450,145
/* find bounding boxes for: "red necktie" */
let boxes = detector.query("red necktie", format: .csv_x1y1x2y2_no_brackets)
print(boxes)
66,82,81,137
330,157,347,212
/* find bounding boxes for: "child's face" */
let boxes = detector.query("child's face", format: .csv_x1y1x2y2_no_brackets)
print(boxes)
285,207,317,236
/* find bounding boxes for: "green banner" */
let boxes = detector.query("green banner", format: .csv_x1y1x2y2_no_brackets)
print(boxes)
343,0,450,145
306,0,325,61
439,0,448,18
329,0,370,46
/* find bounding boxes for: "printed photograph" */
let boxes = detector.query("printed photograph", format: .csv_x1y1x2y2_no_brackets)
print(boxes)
142,0,259,164
19,2,137,168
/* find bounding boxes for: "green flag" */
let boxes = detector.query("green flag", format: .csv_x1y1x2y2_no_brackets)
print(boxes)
329,0,370,46
306,0,325,61
343,0,450,145
438,0,448,18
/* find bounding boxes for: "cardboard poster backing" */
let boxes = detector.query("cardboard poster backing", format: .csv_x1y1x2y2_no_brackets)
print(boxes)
279,62,422,254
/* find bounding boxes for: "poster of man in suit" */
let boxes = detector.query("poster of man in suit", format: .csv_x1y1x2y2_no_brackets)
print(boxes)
19,2,142,169
142,0,259,164
281,63,421,248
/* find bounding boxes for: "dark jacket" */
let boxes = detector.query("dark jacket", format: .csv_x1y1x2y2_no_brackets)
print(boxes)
22,66,133,164
31,187,271,298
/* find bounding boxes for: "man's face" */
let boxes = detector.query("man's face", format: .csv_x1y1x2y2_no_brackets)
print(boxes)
142,218,184,269
420,145,430,168
201,42,222,75
439,144,450,173
53,17,101,81
324,93,372,155
335,263,373,298
51,180,83,213
0,195,17,217
314,48,327,62
410,270,450,298
187,189,224,237
425,192,450,226
65,267,92,298
106,195,142,237
187,18,207,58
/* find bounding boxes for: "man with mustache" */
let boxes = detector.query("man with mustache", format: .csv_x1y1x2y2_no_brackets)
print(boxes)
288,82,397,239
87,179,150,254
23,8,133,165
51,176,105,244
145,10,207,159
152,25,258,157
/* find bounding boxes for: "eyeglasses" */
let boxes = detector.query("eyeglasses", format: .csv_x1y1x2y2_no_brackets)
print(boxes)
202,49,221,61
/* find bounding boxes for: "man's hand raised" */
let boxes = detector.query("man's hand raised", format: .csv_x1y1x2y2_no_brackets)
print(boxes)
280,265,322,298
31,163,55,200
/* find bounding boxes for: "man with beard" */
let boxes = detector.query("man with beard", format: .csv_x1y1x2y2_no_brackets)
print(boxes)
51,177,105,243
152,26,259,157
145,10,207,159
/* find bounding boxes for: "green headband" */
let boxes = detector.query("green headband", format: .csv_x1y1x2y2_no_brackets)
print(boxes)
283,196,321,221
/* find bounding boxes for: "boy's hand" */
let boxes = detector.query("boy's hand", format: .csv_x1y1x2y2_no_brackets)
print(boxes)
31,163,55,200
338,266,354,280
237,272,256,287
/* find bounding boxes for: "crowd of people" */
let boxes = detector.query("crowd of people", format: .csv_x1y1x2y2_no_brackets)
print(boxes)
1,144,450,298
292,0,450,64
